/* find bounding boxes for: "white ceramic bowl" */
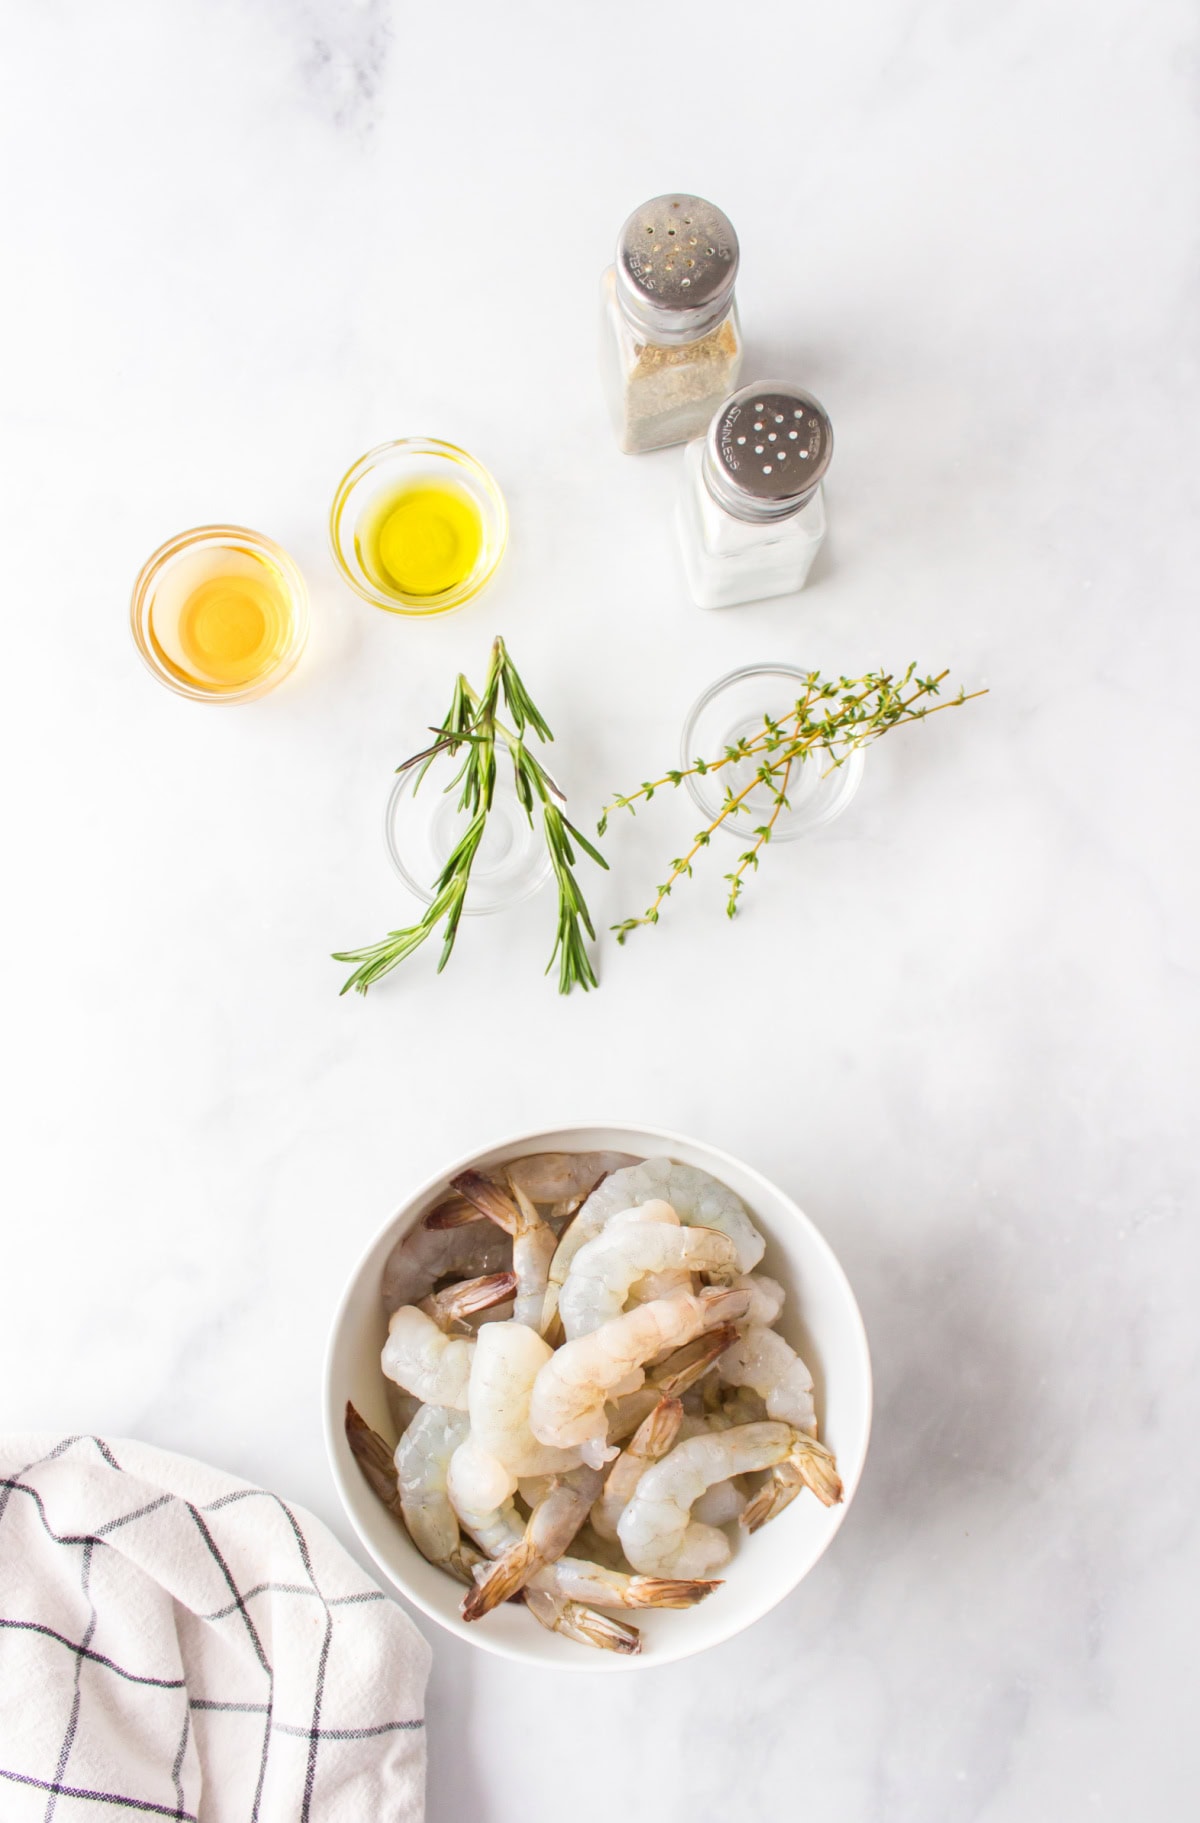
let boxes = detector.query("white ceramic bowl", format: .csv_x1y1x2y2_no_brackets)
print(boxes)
324,1124,872,1671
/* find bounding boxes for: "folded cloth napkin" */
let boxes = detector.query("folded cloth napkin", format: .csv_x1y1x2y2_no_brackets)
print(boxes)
0,1434,430,1821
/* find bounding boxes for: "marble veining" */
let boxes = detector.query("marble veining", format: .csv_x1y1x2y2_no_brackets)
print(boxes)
0,2,1196,1819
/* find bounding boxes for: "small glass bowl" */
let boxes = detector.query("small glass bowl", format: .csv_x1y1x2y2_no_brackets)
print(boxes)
130,524,309,704
385,754,551,916
330,438,508,615
681,663,865,840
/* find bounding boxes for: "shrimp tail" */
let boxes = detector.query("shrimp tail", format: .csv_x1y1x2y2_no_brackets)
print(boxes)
461,1537,545,1619
698,1284,752,1327
423,1193,485,1230
426,1270,517,1324
741,1439,843,1533
793,1438,843,1508
450,1168,523,1236
344,1402,401,1512
521,1587,642,1655
632,1395,684,1460
622,1575,722,1609
652,1324,740,1397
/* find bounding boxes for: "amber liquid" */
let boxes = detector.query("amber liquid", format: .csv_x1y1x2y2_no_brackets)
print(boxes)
147,544,296,693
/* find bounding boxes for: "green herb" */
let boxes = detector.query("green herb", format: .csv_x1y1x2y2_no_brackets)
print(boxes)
598,665,985,940
334,638,606,996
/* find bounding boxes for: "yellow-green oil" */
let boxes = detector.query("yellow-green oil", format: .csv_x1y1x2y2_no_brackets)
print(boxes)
356,480,483,601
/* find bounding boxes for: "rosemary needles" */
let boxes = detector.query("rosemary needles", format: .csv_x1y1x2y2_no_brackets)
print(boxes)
334,638,606,996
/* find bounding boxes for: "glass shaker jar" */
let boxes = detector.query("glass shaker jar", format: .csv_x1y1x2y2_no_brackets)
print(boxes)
676,382,834,608
600,194,743,454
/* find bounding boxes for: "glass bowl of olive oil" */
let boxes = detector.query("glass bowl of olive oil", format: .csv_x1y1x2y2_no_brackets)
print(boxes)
329,438,507,615
131,525,309,703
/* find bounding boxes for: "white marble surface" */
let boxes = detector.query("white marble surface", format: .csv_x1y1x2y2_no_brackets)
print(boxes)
2,1,1197,1815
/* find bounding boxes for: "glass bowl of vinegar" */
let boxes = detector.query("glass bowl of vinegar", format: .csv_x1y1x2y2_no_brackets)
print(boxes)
131,525,309,703
329,438,507,615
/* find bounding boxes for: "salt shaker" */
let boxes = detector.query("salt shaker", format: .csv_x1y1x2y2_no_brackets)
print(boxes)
676,382,834,608
600,194,743,454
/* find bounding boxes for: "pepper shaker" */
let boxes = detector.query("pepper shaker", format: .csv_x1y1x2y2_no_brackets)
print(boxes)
676,382,834,608
600,194,744,454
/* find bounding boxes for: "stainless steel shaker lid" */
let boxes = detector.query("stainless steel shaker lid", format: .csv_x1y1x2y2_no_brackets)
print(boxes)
704,382,834,520
616,195,739,341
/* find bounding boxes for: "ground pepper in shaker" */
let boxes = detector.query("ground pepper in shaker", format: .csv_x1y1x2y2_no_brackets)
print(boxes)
676,382,834,608
600,194,744,454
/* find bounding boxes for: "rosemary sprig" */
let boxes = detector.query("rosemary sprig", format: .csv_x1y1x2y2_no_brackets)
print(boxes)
598,665,985,940
334,638,606,995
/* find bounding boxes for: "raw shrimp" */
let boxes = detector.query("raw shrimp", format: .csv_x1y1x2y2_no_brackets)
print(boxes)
520,1585,640,1655
528,1284,750,1465
382,1213,511,1314
732,1273,787,1327
719,1326,817,1435
448,1469,718,1611
592,1397,683,1540
618,1422,842,1577
419,1271,517,1331
602,1202,691,1309
463,1465,603,1617
467,1321,581,1478
382,1306,475,1409
452,1169,556,1330
344,1402,476,1584
503,1151,639,1206
692,1480,748,1527
559,1205,739,1339
605,1322,741,1442
544,1157,765,1328
394,1403,472,1574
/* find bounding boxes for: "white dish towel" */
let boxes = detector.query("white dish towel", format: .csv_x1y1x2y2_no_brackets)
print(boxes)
0,1434,430,1820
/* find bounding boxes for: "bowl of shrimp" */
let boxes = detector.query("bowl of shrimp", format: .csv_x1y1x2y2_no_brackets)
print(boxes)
324,1124,872,1669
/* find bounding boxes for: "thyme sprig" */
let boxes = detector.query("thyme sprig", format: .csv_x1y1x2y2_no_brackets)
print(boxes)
334,638,605,995
598,665,985,940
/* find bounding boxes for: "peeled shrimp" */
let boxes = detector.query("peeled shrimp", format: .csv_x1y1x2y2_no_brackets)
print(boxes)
467,1321,581,1478
463,1465,602,1617
544,1158,765,1328
448,1472,718,1612
618,1421,842,1577
605,1322,741,1442
382,1214,511,1314
528,1284,750,1466
503,1151,639,1206
732,1274,786,1327
344,1402,476,1584
559,1205,738,1340
382,1306,475,1409
720,1325,817,1435
394,1403,472,1574
592,1397,683,1540
452,1170,556,1330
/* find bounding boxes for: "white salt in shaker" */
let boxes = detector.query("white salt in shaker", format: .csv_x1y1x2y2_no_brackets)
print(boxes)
600,194,743,454
676,382,834,608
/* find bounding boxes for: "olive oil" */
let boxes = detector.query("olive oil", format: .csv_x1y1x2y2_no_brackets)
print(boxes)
356,480,484,601
134,530,306,700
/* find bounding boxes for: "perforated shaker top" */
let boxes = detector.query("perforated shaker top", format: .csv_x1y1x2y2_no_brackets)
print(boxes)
616,195,739,336
707,383,834,517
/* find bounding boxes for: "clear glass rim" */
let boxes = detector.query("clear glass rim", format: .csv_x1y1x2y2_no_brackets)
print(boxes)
680,662,865,839
384,766,552,917
329,437,508,616
129,523,309,704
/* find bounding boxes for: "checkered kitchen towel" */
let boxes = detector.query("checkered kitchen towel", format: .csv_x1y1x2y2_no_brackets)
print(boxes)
0,1434,431,1820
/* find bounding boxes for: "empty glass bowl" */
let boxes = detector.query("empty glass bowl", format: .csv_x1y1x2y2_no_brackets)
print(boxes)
681,663,865,839
385,754,551,916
